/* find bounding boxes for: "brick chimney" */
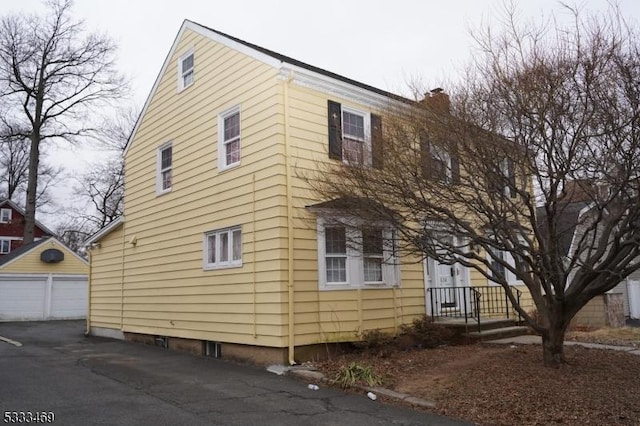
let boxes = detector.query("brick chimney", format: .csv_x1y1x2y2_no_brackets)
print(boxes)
423,87,450,113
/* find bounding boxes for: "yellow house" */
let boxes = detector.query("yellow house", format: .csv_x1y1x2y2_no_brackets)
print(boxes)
85,20,530,364
0,237,89,321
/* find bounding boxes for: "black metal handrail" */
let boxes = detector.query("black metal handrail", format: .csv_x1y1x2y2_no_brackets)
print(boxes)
426,286,481,330
427,285,522,330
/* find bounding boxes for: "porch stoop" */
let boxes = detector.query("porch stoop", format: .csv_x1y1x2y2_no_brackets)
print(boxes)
435,318,529,342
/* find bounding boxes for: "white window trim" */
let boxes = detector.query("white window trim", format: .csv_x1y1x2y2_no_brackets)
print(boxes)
218,105,241,171
0,208,12,223
156,142,173,196
177,49,194,92
203,226,243,270
341,106,372,167
499,158,513,197
487,248,519,286
316,216,398,290
0,238,11,254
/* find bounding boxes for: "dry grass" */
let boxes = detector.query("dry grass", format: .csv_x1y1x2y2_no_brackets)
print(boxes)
314,331,640,425
568,326,640,347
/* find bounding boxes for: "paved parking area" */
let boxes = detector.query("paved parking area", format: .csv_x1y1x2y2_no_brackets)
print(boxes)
0,321,470,426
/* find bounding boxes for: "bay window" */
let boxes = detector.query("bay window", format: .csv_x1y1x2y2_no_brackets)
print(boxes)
317,217,398,289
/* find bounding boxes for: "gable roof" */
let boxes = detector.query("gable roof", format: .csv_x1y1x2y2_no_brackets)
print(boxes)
0,236,88,270
124,20,413,156
0,199,56,237
0,238,48,268
194,22,410,103
83,216,124,246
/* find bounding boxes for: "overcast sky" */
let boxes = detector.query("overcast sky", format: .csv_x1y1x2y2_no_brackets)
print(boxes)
1,0,639,228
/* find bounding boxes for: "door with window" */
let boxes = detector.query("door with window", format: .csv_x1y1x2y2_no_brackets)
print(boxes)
424,236,471,316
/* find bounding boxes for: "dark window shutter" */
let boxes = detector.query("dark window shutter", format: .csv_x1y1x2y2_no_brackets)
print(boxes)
508,159,517,198
327,100,342,160
486,168,501,193
371,114,383,169
450,149,460,184
419,130,432,179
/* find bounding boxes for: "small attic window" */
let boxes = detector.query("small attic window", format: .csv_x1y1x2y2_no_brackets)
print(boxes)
178,50,194,91
0,208,11,223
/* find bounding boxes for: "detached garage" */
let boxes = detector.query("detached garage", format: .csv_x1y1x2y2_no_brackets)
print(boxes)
0,237,89,321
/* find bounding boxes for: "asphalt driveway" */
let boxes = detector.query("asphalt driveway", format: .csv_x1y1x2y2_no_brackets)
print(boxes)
0,321,470,426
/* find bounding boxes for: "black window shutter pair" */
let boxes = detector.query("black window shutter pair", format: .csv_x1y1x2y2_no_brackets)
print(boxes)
487,159,517,198
419,130,460,184
327,100,383,168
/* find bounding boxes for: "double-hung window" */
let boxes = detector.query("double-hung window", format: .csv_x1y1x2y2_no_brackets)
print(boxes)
501,158,517,198
487,246,518,285
218,106,241,170
362,228,384,283
204,227,242,269
178,50,194,91
327,100,381,168
342,109,366,164
0,208,11,223
156,143,172,194
488,247,506,281
430,144,452,184
0,239,10,254
317,217,397,289
487,158,517,198
324,226,348,284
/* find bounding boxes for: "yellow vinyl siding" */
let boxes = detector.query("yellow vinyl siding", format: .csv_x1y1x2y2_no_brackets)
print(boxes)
285,82,427,346
0,240,88,274
118,28,289,347
89,223,124,330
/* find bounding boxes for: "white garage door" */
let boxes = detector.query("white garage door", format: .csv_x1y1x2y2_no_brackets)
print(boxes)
0,275,87,321
0,277,48,321
51,277,88,319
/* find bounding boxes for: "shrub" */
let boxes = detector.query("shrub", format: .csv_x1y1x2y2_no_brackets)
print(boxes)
353,329,395,353
332,362,384,389
399,315,454,349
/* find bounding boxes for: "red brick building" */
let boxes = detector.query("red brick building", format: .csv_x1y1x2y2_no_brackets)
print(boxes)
0,200,53,255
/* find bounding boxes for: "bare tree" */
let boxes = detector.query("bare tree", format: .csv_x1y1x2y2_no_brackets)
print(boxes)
0,134,29,200
56,105,135,249
73,157,124,229
0,130,61,207
308,4,640,367
0,0,126,244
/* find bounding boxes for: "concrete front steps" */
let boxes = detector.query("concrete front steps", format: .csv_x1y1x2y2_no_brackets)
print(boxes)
435,317,530,342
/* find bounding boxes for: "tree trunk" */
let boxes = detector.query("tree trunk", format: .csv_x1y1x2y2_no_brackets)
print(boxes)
23,136,40,245
541,324,567,367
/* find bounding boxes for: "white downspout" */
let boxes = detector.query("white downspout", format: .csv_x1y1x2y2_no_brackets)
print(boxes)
85,250,92,336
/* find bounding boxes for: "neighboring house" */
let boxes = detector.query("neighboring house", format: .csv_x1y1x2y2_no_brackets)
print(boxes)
85,20,530,364
537,181,640,326
0,237,89,321
0,199,53,255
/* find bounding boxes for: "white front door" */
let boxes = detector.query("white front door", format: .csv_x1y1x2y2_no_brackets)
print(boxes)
436,262,457,308
424,240,471,316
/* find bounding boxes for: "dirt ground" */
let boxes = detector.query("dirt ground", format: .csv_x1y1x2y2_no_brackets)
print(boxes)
313,328,640,426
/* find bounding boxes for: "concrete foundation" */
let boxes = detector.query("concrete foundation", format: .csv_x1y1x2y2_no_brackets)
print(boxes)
119,331,346,365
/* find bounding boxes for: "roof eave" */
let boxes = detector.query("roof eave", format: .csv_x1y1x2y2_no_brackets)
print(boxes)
83,217,124,247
